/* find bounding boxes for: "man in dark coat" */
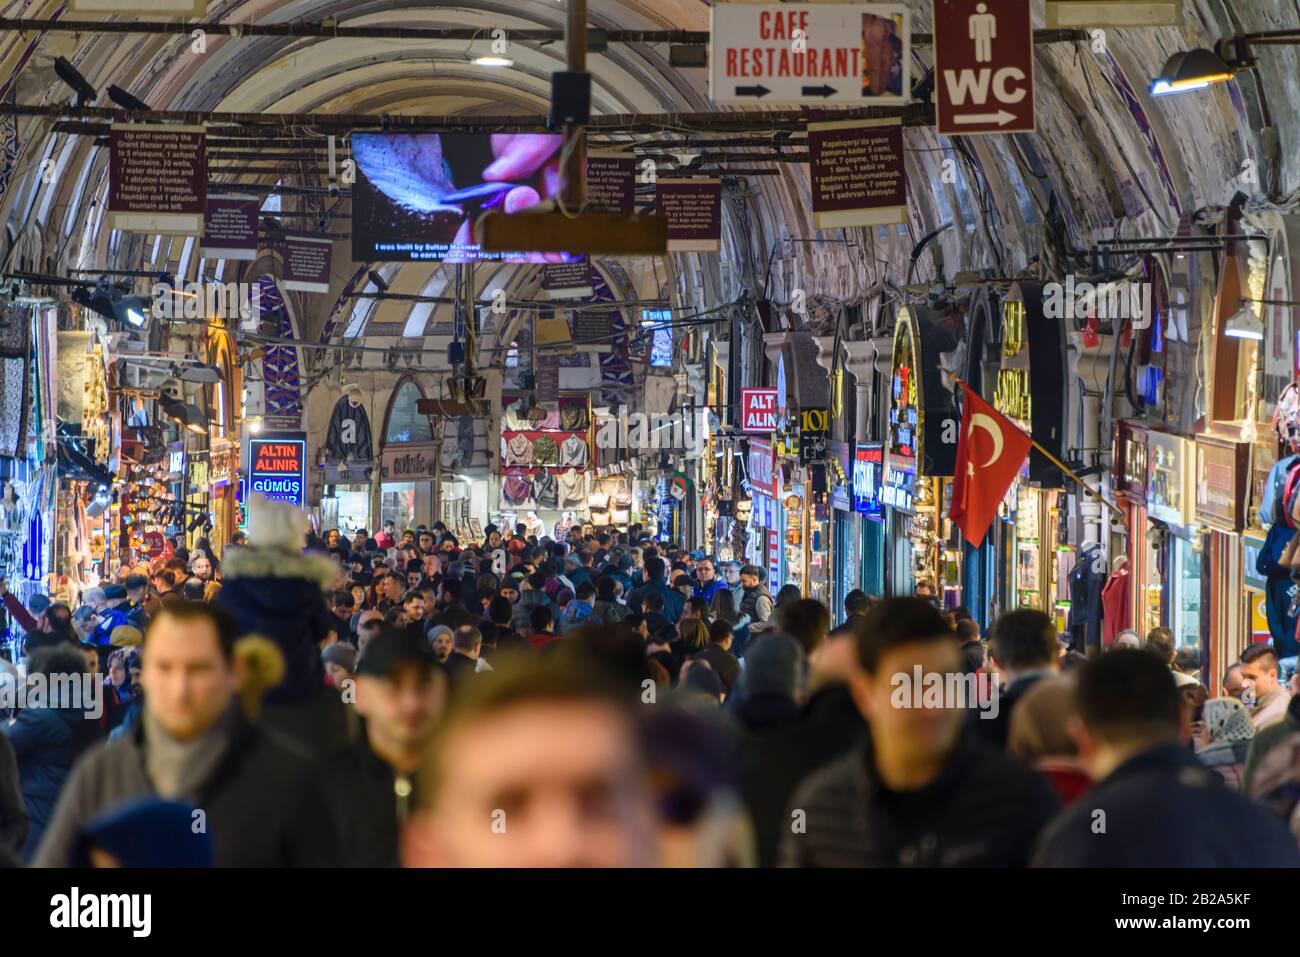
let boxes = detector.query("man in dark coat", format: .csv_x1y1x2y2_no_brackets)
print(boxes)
971,609,1059,750
779,599,1059,867
1032,650,1300,867
34,603,340,867
625,556,684,624
431,579,484,632
327,627,447,866
0,716,30,859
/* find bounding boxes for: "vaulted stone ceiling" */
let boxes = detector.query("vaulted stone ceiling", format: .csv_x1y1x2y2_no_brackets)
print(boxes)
0,0,1295,351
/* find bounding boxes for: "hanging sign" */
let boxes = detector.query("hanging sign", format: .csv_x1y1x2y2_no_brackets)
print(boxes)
247,433,307,509
656,179,722,252
109,124,206,234
200,195,260,260
586,153,636,214
747,438,778,497
808,118,907,228
741,388,780,434
280,236,333,293
543,262,594,300
933,0,1035,136
1194,436,1250,532
853,443,884,515
709,3,911,105
1145,431,1193,526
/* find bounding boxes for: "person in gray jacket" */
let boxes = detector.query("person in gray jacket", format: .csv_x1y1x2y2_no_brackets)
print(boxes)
34,602,339,868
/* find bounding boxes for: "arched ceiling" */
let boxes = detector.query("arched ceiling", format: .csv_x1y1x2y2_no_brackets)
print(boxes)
0,0,1296,359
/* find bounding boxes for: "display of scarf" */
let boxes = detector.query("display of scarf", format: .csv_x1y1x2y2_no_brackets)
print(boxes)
559,434,588,467
560,401,588,431
558,468,585,507
532,435,559,466
504,398,532,430
533,404,562,430
0,303,29,358
505,433,533,466
533,468,558,508
502,473,534,506
0,355,29,459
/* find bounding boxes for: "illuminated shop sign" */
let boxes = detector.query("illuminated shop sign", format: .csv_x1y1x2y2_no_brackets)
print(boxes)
853,443,883,516
741,388,779,434
881,452,916,512
887,307,960,479
248,433,307,508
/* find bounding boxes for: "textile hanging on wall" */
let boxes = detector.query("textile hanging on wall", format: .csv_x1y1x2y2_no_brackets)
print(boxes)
0,354,29,459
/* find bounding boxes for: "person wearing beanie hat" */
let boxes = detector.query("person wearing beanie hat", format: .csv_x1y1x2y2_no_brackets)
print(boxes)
322,641,358,687
326,625,448,866
679,660,723,707
72,797,214,868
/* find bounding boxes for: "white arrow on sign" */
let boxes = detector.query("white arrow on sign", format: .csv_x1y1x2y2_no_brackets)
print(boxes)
953,110,1017,126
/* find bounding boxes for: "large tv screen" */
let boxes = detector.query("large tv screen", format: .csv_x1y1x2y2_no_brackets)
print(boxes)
352,132,576,263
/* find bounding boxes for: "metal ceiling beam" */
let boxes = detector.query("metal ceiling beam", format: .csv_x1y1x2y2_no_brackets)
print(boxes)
0,101,933,133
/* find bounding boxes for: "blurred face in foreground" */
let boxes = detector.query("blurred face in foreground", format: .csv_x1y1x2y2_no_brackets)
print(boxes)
141,614,237,741
404,700,658,867
851,640,965,770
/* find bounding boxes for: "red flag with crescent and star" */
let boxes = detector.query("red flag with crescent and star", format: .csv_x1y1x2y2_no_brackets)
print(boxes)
949,382,1033,547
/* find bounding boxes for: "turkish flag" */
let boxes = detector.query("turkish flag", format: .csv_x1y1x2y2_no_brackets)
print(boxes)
949,384,1033,547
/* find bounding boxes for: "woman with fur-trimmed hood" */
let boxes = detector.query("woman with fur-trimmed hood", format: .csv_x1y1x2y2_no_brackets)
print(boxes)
214,496,352,758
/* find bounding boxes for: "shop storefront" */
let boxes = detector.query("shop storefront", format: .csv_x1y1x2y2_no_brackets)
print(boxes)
498,390,595,539
991,283,1070,623
1144,430,1198,646
745,437,782,588
883,306,966,603
381,378,436,529
1195,434,1252,688
320,387,375,535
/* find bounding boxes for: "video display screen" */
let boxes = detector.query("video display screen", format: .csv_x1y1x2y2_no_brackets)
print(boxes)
351,132,578,264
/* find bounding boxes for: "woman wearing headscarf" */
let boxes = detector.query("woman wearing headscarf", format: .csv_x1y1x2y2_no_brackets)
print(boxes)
1196,697,1256,790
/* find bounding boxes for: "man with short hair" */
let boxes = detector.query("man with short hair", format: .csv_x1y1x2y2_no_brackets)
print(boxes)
776,599,830,659
1241,644,1291,730
975,609,1060,750
1031,650,1299,867
694,620,741,697
779,598,1059,867
1224,662,1248,700
738,565,774,642
693,558,725,603
528,606,560,654
34,602,340,866
1145,626,1200,689
328,626,448,866
431,579,482,632
829,589,872,637
444,625,483,686
625,555,684,624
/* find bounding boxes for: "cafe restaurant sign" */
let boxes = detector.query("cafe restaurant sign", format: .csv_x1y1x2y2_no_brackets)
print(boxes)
381,442,439,481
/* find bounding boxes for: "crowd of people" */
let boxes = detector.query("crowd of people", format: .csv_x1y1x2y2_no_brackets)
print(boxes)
2,497,1300,868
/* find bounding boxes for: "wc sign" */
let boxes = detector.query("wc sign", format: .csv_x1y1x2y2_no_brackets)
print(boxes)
933,0,1035,135
741,388,780,434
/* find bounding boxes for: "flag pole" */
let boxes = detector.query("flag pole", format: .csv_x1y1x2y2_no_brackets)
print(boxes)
951,377,1126,523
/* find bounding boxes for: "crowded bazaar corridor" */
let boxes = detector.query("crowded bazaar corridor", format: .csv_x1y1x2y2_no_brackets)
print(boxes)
0,0,1299,936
